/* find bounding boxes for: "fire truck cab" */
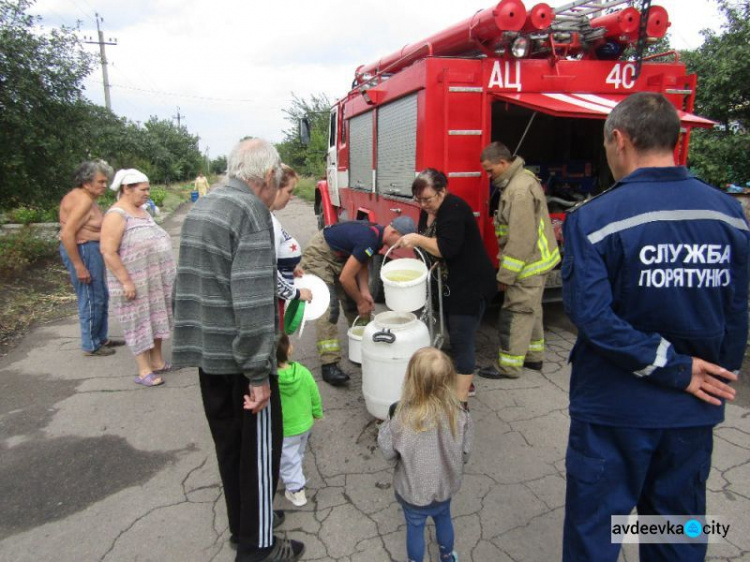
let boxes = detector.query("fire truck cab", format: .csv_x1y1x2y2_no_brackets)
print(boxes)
314,0,714,299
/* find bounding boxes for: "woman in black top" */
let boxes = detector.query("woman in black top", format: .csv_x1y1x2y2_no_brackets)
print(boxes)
396,169,497,402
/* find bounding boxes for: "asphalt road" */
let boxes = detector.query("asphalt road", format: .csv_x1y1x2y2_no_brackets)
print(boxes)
0,195,748,561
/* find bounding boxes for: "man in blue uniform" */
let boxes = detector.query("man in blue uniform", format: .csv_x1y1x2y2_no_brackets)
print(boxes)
561,92,748,561
300,217,416,385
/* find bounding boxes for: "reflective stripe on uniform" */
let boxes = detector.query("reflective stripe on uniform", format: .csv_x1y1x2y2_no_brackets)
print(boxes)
495,224,509,237
528,339,545,352
516,218,561,280
501,255,525,273
317,340,341,353
634,337,671,377
499,352,524,367
587,209,750,245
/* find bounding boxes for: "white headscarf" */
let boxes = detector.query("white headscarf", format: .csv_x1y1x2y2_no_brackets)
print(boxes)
110,169,149,191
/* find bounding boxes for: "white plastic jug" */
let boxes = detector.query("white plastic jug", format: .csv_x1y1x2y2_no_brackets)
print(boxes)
361,311,430,419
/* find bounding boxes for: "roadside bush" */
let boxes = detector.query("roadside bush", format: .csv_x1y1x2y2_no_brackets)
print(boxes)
0,229,59,278
149,187,168,207
3,206,60,224
40,208,58,223
98,190,116,210
8,206,41,224
295,177,316,202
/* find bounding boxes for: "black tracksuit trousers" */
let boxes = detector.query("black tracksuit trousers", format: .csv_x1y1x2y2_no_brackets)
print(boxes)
199,370,283,552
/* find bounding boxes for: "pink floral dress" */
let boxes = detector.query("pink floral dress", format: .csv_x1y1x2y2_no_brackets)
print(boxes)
105,208,176,355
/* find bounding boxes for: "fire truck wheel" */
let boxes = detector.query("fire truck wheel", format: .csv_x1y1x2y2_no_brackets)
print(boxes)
369,254,385,303
316,211,324,231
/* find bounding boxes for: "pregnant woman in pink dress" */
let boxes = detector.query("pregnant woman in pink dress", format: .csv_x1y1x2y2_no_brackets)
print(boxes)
100,169,176,387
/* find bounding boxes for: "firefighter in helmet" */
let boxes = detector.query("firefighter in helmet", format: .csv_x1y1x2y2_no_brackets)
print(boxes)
478,142,560,379
299,217,416,386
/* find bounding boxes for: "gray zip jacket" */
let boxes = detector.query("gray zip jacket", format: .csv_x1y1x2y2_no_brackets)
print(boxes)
378,407,474,506
172,178,277,384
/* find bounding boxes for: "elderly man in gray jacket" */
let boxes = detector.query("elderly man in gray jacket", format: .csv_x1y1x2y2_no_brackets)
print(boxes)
173,139,304,562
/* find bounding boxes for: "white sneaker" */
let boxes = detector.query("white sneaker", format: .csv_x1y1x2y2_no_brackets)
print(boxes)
285,487,307,507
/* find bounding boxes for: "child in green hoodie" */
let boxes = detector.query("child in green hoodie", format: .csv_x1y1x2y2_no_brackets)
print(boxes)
276,333,322,507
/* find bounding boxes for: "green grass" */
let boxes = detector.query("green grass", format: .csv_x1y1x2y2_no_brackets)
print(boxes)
295,177,316,202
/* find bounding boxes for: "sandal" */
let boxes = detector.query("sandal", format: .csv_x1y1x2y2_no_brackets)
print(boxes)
153,361,172,374
135,373,164,387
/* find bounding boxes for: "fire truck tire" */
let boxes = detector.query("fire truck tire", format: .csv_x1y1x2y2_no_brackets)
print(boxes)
316,211,324,231
369,254,385,303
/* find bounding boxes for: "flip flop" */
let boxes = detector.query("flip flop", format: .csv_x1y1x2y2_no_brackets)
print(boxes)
153,362,172,374
134,373,164,387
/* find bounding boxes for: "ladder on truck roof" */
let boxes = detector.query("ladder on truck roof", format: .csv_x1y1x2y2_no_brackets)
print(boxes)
552,0,633,32
553,0,632,20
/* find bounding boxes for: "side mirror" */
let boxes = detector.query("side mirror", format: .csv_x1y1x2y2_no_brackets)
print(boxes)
299,118,311,147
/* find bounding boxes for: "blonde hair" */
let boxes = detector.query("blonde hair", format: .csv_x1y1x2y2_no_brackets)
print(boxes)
395,347,462,437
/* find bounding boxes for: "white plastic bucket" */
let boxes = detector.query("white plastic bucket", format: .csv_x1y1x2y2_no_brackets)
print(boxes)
381,257,428,312
347,316,368,364
361,311,430,419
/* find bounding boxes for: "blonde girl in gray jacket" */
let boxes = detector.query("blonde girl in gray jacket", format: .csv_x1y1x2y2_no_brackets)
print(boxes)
378,347,474,562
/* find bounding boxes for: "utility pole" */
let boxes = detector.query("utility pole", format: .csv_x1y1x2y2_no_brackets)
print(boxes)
205,146,210,173
173,106,185,128
84,14,117,110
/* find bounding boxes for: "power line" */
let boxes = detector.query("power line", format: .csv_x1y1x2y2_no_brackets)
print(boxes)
63,0,95,26
108,63,174,111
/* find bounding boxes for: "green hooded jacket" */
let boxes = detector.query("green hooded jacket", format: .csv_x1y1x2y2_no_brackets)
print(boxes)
278,362,323,437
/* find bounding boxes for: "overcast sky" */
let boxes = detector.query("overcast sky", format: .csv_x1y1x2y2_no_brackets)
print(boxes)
32,0,726,160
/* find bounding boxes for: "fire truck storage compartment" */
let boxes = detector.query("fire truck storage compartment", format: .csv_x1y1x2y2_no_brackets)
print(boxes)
489,100,613,214
377,94,418,198
349,110,374,191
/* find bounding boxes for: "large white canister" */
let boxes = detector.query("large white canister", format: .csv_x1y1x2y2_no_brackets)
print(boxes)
361,311,430,419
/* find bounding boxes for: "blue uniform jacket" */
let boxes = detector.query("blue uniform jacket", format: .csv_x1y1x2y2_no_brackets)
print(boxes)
562,167,750,428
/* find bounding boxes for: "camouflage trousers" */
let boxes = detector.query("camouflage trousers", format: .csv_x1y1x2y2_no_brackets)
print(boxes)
300,231,360,365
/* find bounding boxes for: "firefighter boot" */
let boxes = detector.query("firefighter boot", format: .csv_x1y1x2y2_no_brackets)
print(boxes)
322,363,350,386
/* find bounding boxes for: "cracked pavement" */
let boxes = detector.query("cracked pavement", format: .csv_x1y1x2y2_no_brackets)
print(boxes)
1,198,749,561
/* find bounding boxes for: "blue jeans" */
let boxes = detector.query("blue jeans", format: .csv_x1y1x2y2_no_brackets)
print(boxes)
60,242,109,352
398,496,455,562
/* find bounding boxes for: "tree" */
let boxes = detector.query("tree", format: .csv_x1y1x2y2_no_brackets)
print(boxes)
0,0,94,207
140,117,203,185
209,155,227,175
682,0,750,187
277,93,331,178
0,0,207,210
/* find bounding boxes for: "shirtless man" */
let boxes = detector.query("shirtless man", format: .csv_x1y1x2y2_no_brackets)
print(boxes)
59,160,123,356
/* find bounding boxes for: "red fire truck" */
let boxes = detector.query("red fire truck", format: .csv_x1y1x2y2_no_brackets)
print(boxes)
311,0,714,299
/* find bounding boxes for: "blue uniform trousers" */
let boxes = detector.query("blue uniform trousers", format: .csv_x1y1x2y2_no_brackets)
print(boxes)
563,419,713,562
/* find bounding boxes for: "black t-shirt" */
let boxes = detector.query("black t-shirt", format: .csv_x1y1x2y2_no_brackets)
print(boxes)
419,193,497,314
